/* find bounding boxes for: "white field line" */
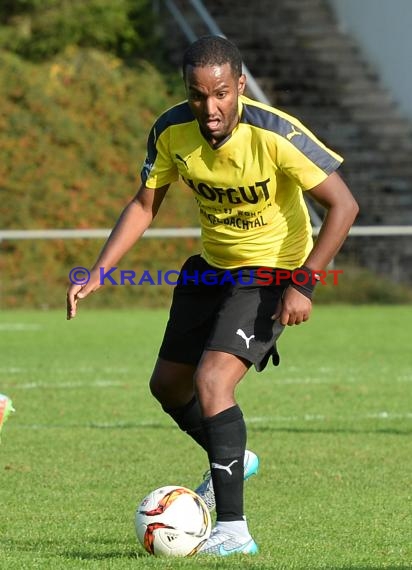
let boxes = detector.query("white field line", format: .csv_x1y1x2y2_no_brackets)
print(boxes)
15,420,166,430
247,412,412,423
0,366,132,375
3,378,328,389
10,412,412,431
1,374,411,388
0,323,43,331
265,377,357,385
398,375,412,382
6,380,126,390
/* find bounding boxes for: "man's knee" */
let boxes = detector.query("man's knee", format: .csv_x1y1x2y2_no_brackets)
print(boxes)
148,372,164,401
149,358,196,407
193,351,249,416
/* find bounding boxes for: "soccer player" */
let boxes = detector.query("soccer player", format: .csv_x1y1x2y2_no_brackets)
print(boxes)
67,36,358,555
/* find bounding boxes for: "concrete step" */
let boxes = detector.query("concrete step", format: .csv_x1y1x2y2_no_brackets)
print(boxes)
160,0,412,283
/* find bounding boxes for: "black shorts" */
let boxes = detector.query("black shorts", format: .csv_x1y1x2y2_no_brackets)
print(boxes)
158,255,287,372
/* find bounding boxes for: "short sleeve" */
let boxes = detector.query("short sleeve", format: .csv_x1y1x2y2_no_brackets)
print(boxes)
275,119,343,190
140,122,179,188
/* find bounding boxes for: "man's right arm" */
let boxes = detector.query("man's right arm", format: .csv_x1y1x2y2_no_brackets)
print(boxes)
66,184,169,319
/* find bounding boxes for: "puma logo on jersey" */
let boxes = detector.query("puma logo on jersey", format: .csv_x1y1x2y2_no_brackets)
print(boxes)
236,328,255,349
142,157,154,178
286,126,302,141
175,154,188,168
211,460,239,476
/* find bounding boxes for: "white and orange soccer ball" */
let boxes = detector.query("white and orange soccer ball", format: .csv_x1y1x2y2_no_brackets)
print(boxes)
135,485,211,557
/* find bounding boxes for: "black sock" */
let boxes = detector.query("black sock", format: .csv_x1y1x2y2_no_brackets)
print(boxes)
202,405,246,521
163,396,208,451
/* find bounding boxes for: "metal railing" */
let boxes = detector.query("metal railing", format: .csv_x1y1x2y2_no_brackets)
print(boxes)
1,226,412,241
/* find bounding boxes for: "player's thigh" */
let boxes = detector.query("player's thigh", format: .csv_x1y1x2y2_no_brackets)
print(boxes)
158,257,228,367
149,357,197,407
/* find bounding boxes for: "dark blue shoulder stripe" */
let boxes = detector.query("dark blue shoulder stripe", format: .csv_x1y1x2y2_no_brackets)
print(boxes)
154,101,195,139
142,102,194,183
241,103,341,173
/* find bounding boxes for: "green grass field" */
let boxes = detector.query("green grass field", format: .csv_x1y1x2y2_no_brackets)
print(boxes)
1,306,411,569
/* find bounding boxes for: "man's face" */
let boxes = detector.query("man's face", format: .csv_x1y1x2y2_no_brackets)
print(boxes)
185,63,246,146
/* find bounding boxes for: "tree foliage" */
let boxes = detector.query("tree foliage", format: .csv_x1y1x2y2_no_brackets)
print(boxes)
0,1,199,308
0,47,197,308
0,0,155,61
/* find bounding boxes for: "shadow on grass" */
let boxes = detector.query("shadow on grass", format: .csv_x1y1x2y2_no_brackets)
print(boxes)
62,536,147,560
62,549,146,560
2,538,409,567
0,537,146,561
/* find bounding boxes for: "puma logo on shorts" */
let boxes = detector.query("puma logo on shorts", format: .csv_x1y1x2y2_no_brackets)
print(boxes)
236,328,255,349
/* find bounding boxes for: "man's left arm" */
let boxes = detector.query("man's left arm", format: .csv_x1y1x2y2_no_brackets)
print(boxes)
275,171,359,326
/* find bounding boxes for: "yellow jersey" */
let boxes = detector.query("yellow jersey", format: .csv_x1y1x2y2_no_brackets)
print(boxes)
141,95,343,269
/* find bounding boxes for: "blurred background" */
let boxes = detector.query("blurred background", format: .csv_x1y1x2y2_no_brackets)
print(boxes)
1,0,412,309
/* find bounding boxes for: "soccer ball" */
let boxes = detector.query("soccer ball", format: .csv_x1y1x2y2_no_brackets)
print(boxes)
135,485,211,556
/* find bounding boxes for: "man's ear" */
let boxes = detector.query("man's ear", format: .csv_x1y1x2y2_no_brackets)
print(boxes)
238,74,246,95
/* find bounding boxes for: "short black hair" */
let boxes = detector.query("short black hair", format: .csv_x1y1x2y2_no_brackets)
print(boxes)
182,35,242,79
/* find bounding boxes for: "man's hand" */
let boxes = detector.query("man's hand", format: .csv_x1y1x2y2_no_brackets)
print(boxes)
66,270,102,320
65,184,171,321
272,286,312,326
